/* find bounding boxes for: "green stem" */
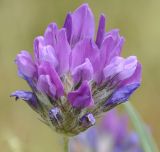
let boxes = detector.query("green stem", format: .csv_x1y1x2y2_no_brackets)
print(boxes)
124,102,159,152
63,136,69,152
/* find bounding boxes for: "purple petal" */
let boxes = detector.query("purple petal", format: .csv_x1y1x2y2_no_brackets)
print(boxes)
49,107,63,125
11,90,38,109
80,113,96,127
63,13,72,43
37,75,56,97
103,57,124,79
44,22,58,46
121,62,142,87
96,14,106,48
71,38,99,71
53,28,71,76
71,58,94,83
106,83,140,106
38,62,64,97
67,81,94,109
34,36,45,60
16,50,36,78
118,56,138,81
38,45,58,68
49,107,60,119
70,3,95,46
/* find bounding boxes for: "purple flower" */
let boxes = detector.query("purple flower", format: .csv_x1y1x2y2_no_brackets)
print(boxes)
69,110,143,152
11,4,142,135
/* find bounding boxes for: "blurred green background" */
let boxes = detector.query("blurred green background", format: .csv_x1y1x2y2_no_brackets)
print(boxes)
0,0,160,151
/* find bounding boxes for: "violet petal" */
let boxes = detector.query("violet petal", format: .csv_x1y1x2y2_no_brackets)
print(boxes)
63,13,72,43
121,62,142,87
71,38,99,71
49,107,63,126
38,45,58,68
38,61,64,97
70,3,95,46
11,90,38,109
44,22,58,46
37,75,56,98
72,58,94,83
103,57,124,79
53,28,71,76
106,83,140,106
118,56,138,81
16,50,36,78
80,113,96,127
68,81,94,109
34,36,45,60
96,14,106,48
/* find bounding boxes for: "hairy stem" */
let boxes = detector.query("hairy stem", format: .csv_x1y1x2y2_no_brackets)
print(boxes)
63,136,69,152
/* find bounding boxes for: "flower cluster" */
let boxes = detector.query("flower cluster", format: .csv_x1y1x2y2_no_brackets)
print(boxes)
69,110,143,152
11,4,141,136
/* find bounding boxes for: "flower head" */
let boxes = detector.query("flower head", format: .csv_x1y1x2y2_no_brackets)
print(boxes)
11,4,142,136
69,110,143,152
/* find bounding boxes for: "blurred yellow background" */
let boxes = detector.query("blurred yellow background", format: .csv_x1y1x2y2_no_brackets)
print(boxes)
0,0,160,151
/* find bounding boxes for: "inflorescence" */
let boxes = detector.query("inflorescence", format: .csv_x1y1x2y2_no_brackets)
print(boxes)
11,4,142,136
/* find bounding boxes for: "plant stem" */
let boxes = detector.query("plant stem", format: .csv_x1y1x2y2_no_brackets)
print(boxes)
63,136,69,152
124,102,159,152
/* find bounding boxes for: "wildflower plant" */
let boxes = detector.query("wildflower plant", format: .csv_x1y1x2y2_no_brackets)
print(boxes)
11,3,142,147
